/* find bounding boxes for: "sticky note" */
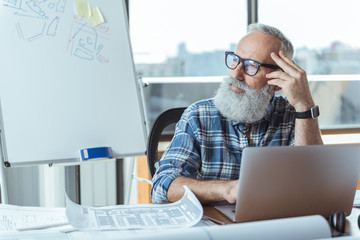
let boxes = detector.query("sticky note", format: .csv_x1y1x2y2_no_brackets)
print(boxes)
75,0,91,17
88,7,104,27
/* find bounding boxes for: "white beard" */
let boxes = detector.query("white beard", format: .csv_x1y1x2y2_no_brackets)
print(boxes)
214,76,274,123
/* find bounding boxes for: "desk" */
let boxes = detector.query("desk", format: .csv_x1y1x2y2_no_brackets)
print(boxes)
204,206,360,237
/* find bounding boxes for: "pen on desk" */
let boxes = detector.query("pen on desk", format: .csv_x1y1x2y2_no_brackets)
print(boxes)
16,222,69,231
203,215,225,225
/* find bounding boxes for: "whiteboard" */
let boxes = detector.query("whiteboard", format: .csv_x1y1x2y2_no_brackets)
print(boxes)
0,0,147,166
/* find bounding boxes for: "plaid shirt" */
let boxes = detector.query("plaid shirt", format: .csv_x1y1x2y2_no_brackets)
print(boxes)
151,96,296,203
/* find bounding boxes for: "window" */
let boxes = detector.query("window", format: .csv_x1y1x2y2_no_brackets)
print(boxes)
130,0,360,133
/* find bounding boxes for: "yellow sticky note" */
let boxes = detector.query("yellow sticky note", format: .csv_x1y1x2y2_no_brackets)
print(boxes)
88,7,104,27
75,0,91,17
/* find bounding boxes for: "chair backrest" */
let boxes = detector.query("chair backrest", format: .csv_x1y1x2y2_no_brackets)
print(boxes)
147,107,186,178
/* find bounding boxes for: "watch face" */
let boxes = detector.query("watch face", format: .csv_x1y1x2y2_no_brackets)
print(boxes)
311,105,320,118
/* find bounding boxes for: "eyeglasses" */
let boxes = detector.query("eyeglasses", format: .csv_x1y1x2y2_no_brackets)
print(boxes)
225,51,283,76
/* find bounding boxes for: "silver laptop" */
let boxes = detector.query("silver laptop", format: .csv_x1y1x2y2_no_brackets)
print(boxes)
215,144,360,223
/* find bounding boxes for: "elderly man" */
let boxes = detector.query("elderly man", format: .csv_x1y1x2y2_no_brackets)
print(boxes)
151,23,323,204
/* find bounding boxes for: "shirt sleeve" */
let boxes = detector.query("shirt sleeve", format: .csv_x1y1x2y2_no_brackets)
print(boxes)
150,107,201,203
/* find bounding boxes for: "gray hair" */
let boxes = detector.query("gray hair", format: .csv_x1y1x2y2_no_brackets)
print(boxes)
247,23,294,58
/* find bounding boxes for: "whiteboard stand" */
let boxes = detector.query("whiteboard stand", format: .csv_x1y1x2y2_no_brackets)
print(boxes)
125,158,136,205
124,77,151,204
0,131,9,204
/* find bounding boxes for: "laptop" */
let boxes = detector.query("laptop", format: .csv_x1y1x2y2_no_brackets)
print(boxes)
215,144,360,223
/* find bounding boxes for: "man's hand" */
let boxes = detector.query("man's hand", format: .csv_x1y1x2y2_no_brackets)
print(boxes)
266,51,323,146
224,180,239,204
266,51,314,112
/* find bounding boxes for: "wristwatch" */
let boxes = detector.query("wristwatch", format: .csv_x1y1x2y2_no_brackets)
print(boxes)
295,105,320,119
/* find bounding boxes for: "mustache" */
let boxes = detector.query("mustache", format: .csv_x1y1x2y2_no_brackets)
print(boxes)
223,77,274,94
223,77,252,92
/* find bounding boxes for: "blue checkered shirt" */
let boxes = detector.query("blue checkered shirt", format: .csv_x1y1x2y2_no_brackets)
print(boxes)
151,96,296,203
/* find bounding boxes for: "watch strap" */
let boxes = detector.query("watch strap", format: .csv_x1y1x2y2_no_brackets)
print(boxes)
295,105,319,119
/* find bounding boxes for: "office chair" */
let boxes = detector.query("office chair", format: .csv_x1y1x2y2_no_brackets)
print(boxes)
147,107,187,179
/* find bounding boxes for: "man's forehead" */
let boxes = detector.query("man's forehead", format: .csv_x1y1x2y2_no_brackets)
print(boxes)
236,31,281,61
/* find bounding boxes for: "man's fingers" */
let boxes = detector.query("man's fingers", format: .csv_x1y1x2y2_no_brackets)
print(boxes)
266,71,293,82
270,52,300,76
267,78,286,88
278,51,303,72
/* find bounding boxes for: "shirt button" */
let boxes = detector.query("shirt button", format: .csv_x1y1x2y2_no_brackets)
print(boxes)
243,135,247,139
244,126,247,131
230,121,233,124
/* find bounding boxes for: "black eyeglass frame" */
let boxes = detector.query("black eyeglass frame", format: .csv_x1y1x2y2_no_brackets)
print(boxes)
225,51,283,76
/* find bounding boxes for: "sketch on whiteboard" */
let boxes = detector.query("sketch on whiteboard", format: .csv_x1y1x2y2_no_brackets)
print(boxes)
67,16,110,63
2,0,66,41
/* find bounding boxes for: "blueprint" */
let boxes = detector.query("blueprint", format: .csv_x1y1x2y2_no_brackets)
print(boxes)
0,204,68,232
65,186,203,230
